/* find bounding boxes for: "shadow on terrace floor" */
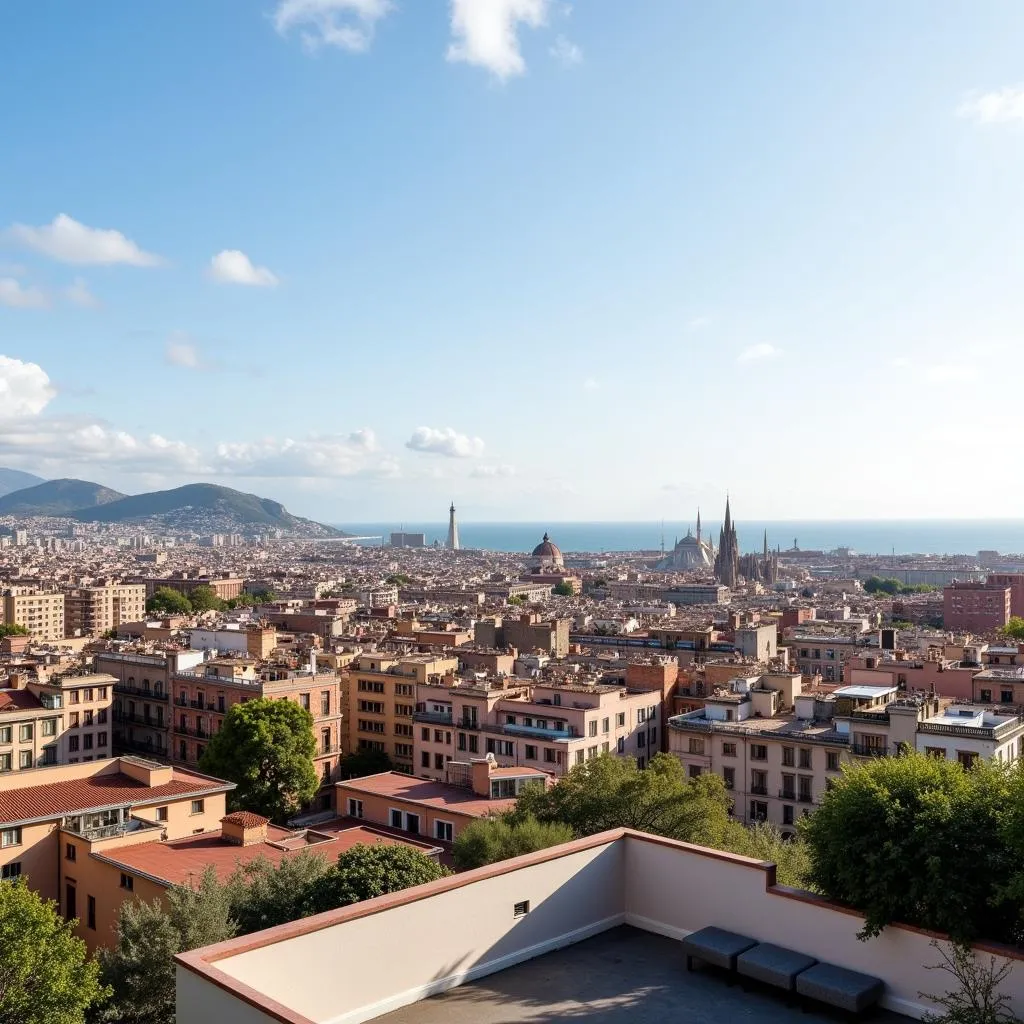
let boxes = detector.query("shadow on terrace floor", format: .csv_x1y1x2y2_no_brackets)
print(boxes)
374,926,908,1023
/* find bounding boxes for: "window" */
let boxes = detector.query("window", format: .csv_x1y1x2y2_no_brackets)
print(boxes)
637,710,646,725
588,721,597,737
156,806,168,822
0,726,9,744
457,733,467,751
781,773,796,800
575,750,584,765
799,748,812,769
649,727,657,746
602,717,610,734
957,750,979,769
525,744,538,760
421,728,430,742
924,746,944,759
97,732,107,748
979,689,992,702
485,739,514,757
42,719,57,737
783,805,794,826
83,688,94,702
826,751,840,771
468,735,478,754
98,709,107,724
782,746,794,767
421,751,430,768
348,798,364,818
394,723,413,738
3,827,24,848
67,843,79,862
750,744,768,761
0,754,9,772
357,701,385,714
120,873,134,891
723,766,735,790
749,801,768,822
751,770,767,794
83,734,93,750
798,776,813,802
18,724,32,743
405,813,420,835
1003,690,1015,704
688,738,704,755
18,751,31,769
389,809,403,829
435,820,453,842
721,742,736,757
637,732,646,748
84,710,93,727
687,764,701,780
68,735,79,753
616,736,624,754
190,799,205,815
68,690,79,704
321,691,331,716
1,862,21,881
616,713,625,728
513,900,530,918
434,753,444,770
87,895,96,930
358,680,385,693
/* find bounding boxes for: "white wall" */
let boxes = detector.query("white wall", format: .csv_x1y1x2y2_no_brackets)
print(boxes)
176,968,287,1024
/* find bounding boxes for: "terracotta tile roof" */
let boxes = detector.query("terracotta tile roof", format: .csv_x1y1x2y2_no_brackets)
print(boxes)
222,811,269,828
96,822,440,888
0,690,43,713
0,769,230,826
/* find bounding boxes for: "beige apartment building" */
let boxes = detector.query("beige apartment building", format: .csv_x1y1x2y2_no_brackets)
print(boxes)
344,653,459,775
0,671,115,772
669,675,1024,833
65,582,146,637
2,587,65,641
413,676,662,781
473,613,571,658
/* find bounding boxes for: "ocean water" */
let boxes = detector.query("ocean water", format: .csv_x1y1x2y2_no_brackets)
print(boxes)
332,520,1024,557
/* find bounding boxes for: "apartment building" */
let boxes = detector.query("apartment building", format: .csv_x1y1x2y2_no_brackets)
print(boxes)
345,653,459,775
780,632,877,682
0,671,115,771
845,649,978,700
0,756,232,949
474,613,571,658
338,758,548,843
988,573,1024,618
412,676,662,782
131,573,244,601
973,667,1024,706
669,676,1024,832
2,587,65,641
943,580,1012,633
171,658,342,807
64,582,146,637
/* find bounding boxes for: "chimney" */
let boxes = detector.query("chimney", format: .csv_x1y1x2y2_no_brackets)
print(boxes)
471,754,496,797
7,672,27,690
220,811,269,846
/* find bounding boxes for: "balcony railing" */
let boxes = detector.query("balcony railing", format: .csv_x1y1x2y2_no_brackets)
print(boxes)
413,711,454,726
798,794,814,804
115,736,168,758
851,743,889,758
114,711,168,729
114,683,168,701
750,785,768,796
779,790,796,801
479,721,577,740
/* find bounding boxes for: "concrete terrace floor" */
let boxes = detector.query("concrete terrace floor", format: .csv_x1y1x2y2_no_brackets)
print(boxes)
373,926,908,1023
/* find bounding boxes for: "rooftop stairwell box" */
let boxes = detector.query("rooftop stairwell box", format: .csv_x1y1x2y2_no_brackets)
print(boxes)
177,829,1024,1024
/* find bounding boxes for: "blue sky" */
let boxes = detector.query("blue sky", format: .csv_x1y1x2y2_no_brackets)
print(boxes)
2,1,1024,523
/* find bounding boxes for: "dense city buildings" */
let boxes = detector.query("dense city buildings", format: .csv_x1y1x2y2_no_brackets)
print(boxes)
943,580,1012,632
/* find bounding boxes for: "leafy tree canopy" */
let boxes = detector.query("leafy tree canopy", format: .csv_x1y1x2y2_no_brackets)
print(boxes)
0,622,29,637
145,587,192,616
338,749,392,779
199,698,318,822
515,752,734,848
453,812,574,870
864,576,934,596
1001,617,1024,641
311,845,448,908
187,585,226,613
0,877,107,1024
553,580,576,597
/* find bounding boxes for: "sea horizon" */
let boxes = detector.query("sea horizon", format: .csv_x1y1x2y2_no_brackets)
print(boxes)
330,519,1024,557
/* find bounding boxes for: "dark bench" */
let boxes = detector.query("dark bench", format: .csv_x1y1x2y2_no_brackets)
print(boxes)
737,942,818,996
795,961,885,1014
682,927,758,978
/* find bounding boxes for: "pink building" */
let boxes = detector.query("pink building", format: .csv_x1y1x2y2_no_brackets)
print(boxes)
943,581,1010,633
414,678,662,781
988,573,1024,618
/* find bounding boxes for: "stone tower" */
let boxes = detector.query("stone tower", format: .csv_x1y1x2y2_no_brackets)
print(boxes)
446,502,460,551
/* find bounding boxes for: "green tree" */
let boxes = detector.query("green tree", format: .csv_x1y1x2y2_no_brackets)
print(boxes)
1001,617,1024,641
0,622,29,638
801,752,1014,942
553,580,576,597
452,812,574,870
337,749,392,779
227,852,334,935
96,868,235,1024
309,845,448,910
718,820,813,889
187,585,226,613
145,587,192,616
516,753,734,847
0,877,107,1024
199,699,318,822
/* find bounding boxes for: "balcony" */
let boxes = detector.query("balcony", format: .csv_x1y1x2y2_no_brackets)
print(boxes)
114,711,168,729
797,793,814,804
115,735,168,758
779,790,796,802
749,785,768,796
851,743,889,758
114,683,168,701
480,721,576,741
413,711,454,726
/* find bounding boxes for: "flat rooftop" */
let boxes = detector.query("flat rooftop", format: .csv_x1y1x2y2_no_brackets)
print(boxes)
372,927,906,1024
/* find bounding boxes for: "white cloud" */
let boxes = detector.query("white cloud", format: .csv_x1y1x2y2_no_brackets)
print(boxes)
213,435,393,477
549,34,581,67
208,249,279,287
582,377,600,391
406,426,485,458
165,336,202,369
0,356,57,416
7,214,163,266
925,363,979,384
0,278,49,309
735,343,780,365
65,277,99,308
687,315,712,331
273,0,392,52
957,87,1024,124
348,427,377,451
447,0,549,79
471,464,516,478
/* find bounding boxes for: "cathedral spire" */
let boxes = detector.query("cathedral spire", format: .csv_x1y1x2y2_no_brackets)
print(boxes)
696,507,702,543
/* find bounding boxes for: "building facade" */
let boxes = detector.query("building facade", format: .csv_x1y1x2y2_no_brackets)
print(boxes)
943,581,1011,633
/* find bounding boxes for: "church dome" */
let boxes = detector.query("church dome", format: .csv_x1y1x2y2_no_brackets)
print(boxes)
532,532,562,559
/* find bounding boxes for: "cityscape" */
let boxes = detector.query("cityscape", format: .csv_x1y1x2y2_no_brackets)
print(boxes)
4,2,1024,1023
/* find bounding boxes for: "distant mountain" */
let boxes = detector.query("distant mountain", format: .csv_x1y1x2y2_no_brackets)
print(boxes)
0,478,125,516
0,468,45,499
69,482,342,537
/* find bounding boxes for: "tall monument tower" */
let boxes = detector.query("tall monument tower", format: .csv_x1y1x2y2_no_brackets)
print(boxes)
446,502,460,551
